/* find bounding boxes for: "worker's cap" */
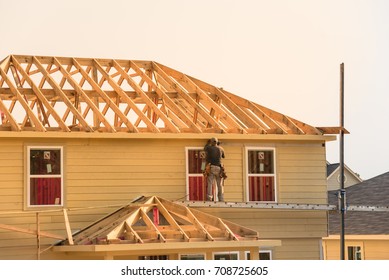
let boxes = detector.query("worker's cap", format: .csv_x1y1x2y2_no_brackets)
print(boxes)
211,137,218,144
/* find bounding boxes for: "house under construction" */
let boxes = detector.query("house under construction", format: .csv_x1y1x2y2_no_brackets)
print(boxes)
0,55,341,260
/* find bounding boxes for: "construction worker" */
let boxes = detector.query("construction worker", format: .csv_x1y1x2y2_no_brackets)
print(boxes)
204,137,225,201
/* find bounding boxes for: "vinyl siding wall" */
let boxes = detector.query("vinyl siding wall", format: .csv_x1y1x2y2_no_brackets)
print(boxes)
323,238,389,260
327,169,361,191
0,137,328,260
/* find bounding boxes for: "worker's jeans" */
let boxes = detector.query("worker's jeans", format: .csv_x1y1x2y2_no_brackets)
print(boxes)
207,165,224,201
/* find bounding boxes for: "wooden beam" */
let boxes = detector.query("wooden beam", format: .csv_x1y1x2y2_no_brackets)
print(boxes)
54,58,118,132
316,126,350,135
131,61,202,133
32,57,94,132
154,197,190,241
72,58,137,132
11,56,71,132
185,208,214,241
188,208,232,238
0,223,65,240
0,97,21,131
223,91,298,134
90,59,159,132
0,56,11,87
0,88,172,102
124,222,143,243
225,89,318,135
189,86,245,132
155,62,246,132
152,62,223,131
213,86,266,131
139,209,166,242
63,209,74,245
112,60,180,133
0,67,46,132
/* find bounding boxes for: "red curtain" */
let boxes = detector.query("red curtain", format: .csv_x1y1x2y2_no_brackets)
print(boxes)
188,176,205,201
249,176,275,201
30,178,61,205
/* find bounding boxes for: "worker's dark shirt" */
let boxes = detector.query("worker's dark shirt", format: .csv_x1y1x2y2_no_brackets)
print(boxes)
204,144,225,166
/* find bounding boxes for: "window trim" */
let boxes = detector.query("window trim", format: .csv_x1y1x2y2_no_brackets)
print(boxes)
179,253,205,260
346,242,364,260
213,251,240,260
245,147,277,202
26,145,64,208
185,146,205,200
245,249,273,260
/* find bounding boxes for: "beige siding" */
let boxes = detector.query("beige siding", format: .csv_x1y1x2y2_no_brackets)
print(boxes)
277,144,327,204
327,168,361,191
364,240,389,259
323,238,389,260
0,141,24,212
273,238,323,260
202,208,328,239
0,137,329,260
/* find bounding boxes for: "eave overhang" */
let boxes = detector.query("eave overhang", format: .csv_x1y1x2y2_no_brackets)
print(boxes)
52,240,281,254
0,131,336,142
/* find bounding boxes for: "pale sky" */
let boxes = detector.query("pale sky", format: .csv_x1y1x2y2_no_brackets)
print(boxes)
1,0,388,180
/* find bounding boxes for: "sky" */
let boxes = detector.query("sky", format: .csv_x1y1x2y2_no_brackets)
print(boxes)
0,0,388,180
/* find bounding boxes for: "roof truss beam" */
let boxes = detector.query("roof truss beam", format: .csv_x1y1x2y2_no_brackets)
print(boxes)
32,56,94,132
111,60,180,133
130,61,202,133
151,62,223,132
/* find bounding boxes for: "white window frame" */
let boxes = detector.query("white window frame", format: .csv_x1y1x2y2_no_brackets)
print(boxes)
245,250,273,260
185,147,205,200
26,146,64,208
213,251,240,260
179,253,205,260
346,242,364,260
245,147,277,202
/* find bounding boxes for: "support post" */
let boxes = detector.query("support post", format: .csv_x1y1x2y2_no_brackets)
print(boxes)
339,63,346,260
36,212,40,260
63,209,74,245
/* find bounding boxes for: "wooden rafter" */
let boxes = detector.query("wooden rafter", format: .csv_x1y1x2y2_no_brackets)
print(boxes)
112,60,180,133
0,54,340,135
32,57,94,132
59,196,259,246
11,56,70,132
0,67,46,132
52,57,118,132
152,62,225,132
91,59,156,132
131,61,202,133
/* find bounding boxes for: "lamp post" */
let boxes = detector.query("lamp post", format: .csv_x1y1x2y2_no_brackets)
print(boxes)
339,62,346,260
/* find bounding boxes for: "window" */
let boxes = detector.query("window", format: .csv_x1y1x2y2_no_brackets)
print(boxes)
139,255,169,260
27,146,63,207
214,252,239,260
347,246,363,260
246,250,272,260
186,148,206,201
180,254,205,260
246,148,276,202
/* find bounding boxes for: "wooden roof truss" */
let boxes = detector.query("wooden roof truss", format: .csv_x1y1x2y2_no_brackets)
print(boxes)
62,196,259,245
0,55,340,134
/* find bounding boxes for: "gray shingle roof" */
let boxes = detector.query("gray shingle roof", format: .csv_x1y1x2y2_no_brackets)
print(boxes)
327,163,340,177
328,172,389,235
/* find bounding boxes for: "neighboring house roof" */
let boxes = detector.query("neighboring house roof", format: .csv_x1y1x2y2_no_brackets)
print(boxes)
327,163,340,177
326,162,363,183
0,55,341,135
328,172,389,235
53,196,279,255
